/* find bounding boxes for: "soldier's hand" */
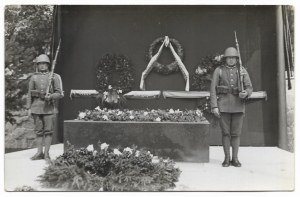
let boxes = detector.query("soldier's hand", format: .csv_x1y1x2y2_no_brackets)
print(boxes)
212,108,221,118
45,94,52,101
239,90,248,99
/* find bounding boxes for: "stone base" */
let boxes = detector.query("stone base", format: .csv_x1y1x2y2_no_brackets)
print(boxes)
64,120,210,163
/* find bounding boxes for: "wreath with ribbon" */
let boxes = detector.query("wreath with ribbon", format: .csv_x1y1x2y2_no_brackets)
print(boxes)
96,54,134,93
148,37,184,75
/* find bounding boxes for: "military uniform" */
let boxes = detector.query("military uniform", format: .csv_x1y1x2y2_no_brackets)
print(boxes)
210,47,253,167
27,72,64,136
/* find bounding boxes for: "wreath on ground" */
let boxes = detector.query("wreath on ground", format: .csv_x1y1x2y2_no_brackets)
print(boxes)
191,54,224,125
96,54,134,93
148,37,184,75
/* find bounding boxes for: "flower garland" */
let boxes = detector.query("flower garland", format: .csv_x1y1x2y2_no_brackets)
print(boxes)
191,54,224,124
148,37,184,75
77,107,206,122
96,54,134,93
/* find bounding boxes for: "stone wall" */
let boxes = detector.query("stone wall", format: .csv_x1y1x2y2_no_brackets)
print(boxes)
286,79,295,152
5,110,36,150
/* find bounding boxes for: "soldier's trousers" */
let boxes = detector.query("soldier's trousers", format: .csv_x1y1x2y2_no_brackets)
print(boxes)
219,112,244,137
32,114,55,136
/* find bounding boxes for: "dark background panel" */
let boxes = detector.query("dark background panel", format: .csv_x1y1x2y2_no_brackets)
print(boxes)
56,5,278,146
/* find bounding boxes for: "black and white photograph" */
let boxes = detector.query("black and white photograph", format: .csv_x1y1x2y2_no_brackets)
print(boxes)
2,0,297,194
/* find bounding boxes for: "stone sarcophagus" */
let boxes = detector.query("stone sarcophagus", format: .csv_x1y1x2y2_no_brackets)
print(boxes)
64,120,210,163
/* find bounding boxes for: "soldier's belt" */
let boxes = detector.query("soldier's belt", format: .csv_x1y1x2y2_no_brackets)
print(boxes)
216,86,239,95
30,90,46,99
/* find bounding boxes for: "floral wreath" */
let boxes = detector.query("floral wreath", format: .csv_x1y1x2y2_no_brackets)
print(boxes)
96,54,134,94
191,54,224,124
148,37,184,75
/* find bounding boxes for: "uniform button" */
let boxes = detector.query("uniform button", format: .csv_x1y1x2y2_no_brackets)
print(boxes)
231,79,234,81
231,85,234,87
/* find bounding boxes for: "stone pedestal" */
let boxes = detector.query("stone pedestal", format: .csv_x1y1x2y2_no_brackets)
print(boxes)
64,120,210,162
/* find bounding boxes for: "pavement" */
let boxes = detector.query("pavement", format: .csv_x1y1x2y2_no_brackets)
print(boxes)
4,144,294,191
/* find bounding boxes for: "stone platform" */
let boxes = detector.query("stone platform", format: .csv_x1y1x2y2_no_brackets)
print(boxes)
64,120,210,162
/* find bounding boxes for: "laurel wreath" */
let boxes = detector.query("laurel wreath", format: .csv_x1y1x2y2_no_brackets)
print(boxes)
96,54,134,93
148,37,184,75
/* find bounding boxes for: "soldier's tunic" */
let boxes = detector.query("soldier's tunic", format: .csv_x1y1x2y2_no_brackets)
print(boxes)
27,72,64,136
210,65,252,137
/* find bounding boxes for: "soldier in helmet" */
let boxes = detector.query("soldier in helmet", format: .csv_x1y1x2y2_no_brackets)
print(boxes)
210,47,252,167
27,54,64,161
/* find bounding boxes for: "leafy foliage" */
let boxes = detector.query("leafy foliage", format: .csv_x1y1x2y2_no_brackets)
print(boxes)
191,54,224,125
39,141,181,191
5,5,54,122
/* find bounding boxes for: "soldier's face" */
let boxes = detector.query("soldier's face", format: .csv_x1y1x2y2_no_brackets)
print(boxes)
38,62,49,72
226,57,237,66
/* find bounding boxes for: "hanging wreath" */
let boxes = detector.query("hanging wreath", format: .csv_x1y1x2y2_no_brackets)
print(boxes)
148,37,184,75
96,54,134,94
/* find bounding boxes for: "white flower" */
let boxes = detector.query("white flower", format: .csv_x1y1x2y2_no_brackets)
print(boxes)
113,149,122,155
86,144,94,152
100,143,109,150
143,112,149,116
117,89,122,94
123,147,133,154
117,111,123,116
108,85,112,90
103,91,108,96
169,109,175,114
147,151,154,158
93,150,98,156
152,156,160,164
102,115,108,120
95,106,101,111
129,110,133,114
196,109,203,117
214,55,224,62
155,117,161,122
175,109,182,113
129,115,134,120
135,150,140,157
78,112,86,119
99,188,103,191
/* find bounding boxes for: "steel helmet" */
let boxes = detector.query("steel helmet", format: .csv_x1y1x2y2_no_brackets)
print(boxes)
36,54,50,64
224,47,239,57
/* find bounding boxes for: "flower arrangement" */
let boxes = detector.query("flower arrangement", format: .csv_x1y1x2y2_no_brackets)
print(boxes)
95,85,126,109
39,141,181,191
96,54,134,94
191,54,224,124
77,107,206,122
148,36,184,75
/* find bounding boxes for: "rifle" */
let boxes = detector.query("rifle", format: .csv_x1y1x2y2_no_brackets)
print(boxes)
45,39,61,96
234,31,244,92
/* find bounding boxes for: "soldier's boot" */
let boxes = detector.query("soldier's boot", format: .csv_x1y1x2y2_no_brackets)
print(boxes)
31,136,44,160
222,135,231,167
44,134,52,162
231,136,241,167
231,158,242,167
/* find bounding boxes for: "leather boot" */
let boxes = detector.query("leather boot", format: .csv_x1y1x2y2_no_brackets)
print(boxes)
31,136,44,160
222,157,230,167
231,158,242,167
31,152,44,160
44,134,52,162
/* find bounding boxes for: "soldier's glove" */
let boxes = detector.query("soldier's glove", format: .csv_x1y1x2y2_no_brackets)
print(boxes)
211,108,221,119
239,90,248,99
45,94,52,101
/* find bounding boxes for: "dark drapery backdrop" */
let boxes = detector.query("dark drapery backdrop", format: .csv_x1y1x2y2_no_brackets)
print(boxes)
55,5,278,146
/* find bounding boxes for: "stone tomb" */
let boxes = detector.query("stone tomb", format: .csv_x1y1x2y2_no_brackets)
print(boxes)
64,120,210,163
